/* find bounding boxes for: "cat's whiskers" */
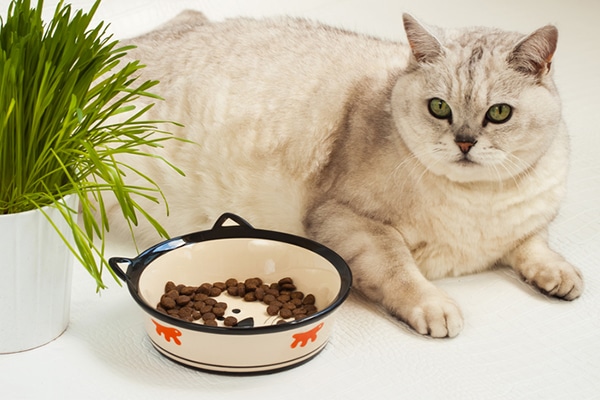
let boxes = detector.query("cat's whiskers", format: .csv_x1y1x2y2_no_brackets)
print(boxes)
412,147,448,187
484,163,506,191
390,153,424,192
490,161,521,192
389,142,436,182
501,154,538,192
416,147,448,185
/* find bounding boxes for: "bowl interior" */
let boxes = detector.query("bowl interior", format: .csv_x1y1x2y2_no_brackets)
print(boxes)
137,237,344,327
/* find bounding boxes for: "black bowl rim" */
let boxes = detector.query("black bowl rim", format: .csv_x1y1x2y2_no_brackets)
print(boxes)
109,214,352,336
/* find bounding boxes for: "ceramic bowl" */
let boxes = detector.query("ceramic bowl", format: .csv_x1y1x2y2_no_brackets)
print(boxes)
109,213,352,374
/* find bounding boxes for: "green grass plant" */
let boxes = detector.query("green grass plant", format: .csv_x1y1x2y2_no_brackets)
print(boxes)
0,0,185,290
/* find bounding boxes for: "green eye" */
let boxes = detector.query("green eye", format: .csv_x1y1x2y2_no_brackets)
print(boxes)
486,104,512,124
428,98,452,120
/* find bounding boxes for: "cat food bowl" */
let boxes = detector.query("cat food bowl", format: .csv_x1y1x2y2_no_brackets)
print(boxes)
109,213,352,374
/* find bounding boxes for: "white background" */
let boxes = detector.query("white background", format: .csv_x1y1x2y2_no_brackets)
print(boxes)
1,1,599,399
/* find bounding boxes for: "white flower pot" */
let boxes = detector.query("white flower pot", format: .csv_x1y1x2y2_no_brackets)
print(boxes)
0,196,77,353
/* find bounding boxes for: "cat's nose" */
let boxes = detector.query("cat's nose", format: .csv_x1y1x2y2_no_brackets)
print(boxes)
455,138,477,154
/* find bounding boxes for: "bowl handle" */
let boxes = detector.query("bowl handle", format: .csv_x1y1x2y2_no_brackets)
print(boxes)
211,213,254,230
108,257,133,282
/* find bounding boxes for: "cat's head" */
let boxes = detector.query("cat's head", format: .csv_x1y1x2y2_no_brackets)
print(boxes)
391,14,563,183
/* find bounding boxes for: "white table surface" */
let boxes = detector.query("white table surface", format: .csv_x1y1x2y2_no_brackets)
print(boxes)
1,1,599,399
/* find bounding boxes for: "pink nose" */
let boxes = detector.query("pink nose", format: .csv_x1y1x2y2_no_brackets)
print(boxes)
455,140,476,154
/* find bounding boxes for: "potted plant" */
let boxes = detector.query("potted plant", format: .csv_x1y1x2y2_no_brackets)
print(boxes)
0,0,184,352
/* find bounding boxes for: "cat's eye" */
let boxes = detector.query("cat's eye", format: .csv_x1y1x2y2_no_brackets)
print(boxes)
486,104,512,124
428,98,452,120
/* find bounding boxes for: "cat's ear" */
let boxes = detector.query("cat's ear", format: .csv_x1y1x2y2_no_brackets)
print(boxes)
403,14,444,63
508,25,558,77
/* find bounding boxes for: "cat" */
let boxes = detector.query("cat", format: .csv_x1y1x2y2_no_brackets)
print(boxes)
107,11,584,337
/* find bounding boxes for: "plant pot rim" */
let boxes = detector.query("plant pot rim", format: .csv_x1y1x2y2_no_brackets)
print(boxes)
0,194,76,217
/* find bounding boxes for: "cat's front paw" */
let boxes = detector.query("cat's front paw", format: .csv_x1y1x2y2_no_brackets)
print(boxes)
520,260,584,300
398,291,464,338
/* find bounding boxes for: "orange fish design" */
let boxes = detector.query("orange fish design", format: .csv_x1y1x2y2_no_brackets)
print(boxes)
152,319,182,345
291,322,324,348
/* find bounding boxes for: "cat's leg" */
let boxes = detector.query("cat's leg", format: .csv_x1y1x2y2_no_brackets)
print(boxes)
305,201,464,338
502,233,583,300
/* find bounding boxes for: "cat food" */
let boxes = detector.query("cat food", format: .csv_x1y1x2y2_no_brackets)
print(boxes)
156,276,319,327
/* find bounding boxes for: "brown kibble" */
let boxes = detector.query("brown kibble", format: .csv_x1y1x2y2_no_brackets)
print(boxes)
292,307,306,316
302,294,316,305
237,283,246,297
175,295,191,306
204,319,218,327
262,294,276,304
212,306,226,317
270,300,283,309
255,287,266,301
192,311,202,320
266,288,280,297
193,293,208,302
290,291,304,300
215,302,228,310
244,292,257,302
178,307,193,319
213,281,227,291
282,302,296,310
291,298,303,307
202,312,216,321
227,286,239,296
180,286,196,296
269,283,280,291
244,278,260,291
165,281,177,292
279,308,293,319
209,287,222,297
278,277,293,286
267,304,281,316
277,294,291,303
197,283,212,295
160,295,176,310
166,289,179,299
225,278,238,288
304,304,317,312
281,283,296,291
167,309,179,316
276,319,288,325
204,298,217,306
224,316,238,327
200,304,213,314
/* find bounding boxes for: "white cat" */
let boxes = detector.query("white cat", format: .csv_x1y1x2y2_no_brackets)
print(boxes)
107,11,584,337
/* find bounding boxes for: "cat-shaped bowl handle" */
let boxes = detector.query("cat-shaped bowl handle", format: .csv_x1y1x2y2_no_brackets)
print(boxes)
211,212,254,230
109,256,133,282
